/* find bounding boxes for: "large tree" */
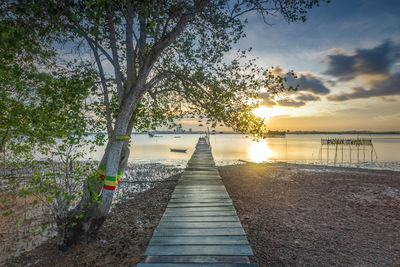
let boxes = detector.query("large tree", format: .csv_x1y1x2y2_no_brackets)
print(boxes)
2,0,328,248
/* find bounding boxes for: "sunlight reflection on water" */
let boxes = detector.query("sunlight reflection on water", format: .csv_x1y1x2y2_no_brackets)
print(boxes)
249,139,273,163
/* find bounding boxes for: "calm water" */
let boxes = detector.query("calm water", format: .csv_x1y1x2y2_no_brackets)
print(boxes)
91,134,400,171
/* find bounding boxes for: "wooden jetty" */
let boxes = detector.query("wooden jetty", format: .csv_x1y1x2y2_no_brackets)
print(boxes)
138,137,257,266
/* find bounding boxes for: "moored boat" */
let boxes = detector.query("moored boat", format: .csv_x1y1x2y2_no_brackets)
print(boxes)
170,148,187,153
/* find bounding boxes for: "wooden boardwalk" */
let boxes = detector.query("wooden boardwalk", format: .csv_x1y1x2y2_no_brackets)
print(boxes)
138,137,257,266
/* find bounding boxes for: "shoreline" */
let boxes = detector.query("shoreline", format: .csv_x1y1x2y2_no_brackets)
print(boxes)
263,160,400,175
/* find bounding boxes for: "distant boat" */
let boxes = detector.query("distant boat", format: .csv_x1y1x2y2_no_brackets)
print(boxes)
170,148,187,153
174,136,181,138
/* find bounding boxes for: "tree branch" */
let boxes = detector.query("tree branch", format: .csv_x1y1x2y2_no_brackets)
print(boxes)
125,1,135,91
87,38,113,136
106,7,124,105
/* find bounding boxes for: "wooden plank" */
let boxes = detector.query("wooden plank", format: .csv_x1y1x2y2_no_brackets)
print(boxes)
172,193,228,196
178,182,223,185
181,180,221,182
167,203,233,208
171,195,229,198
146,255,250,263
169,199,232,203
178,180,222,183
144,245,253,256
138,263,258,267
160,216,239,222
185,168,219,172
175,186,225,188
153,228,246,236
181,176,220,178
157,221,242,228
175,185,225,188
164,206,235,212
183,170,219,173
173,190,227,193
149,236,248,245
180,176,220,179
163,211,237,217
171,196,230,200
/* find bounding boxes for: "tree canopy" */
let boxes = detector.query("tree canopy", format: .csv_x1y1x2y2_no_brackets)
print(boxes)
1,0,329,248
1,0,327,136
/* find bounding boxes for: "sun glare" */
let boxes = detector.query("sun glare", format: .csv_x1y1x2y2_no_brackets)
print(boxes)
249,139,273,163
252,106,288,119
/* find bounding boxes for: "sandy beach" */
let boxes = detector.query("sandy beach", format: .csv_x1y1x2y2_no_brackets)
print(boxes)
221,163,400,266
3,163,400,266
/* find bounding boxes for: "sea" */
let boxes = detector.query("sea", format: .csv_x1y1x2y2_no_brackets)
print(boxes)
89,133,400,172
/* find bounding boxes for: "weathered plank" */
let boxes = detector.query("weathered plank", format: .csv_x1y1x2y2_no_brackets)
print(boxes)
162,211,237,217
138,264,258,267
169,199,232,203
144,245,253,256
149,236,248,245
160,216,239,222
157,221,242,228
175,186,226,190
172,193,229,198
153,228,246,236
167,202,233,208
146,255,250,263
165,206,235,212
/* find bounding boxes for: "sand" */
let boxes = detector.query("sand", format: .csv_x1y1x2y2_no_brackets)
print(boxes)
3,163,400,266
220,163,400,266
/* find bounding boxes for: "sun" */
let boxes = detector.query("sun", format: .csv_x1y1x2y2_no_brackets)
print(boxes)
252,106,288,119
249,139,273,163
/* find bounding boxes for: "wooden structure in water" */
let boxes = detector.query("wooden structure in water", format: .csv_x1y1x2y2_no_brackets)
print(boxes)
138,137,257,266
319,138,378,164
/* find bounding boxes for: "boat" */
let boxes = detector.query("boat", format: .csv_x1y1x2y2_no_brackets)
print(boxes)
174,136,181,138
170,148,187,153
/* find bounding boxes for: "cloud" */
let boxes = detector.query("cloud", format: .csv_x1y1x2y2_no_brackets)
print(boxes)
296,93,321,101
258,92,276,107
276,98,306,107
325,40,400,81
270,66,330,95
327,72,400,101
289,74,330,95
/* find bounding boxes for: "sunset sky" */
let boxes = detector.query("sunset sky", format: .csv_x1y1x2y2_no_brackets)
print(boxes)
181,0,400,132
